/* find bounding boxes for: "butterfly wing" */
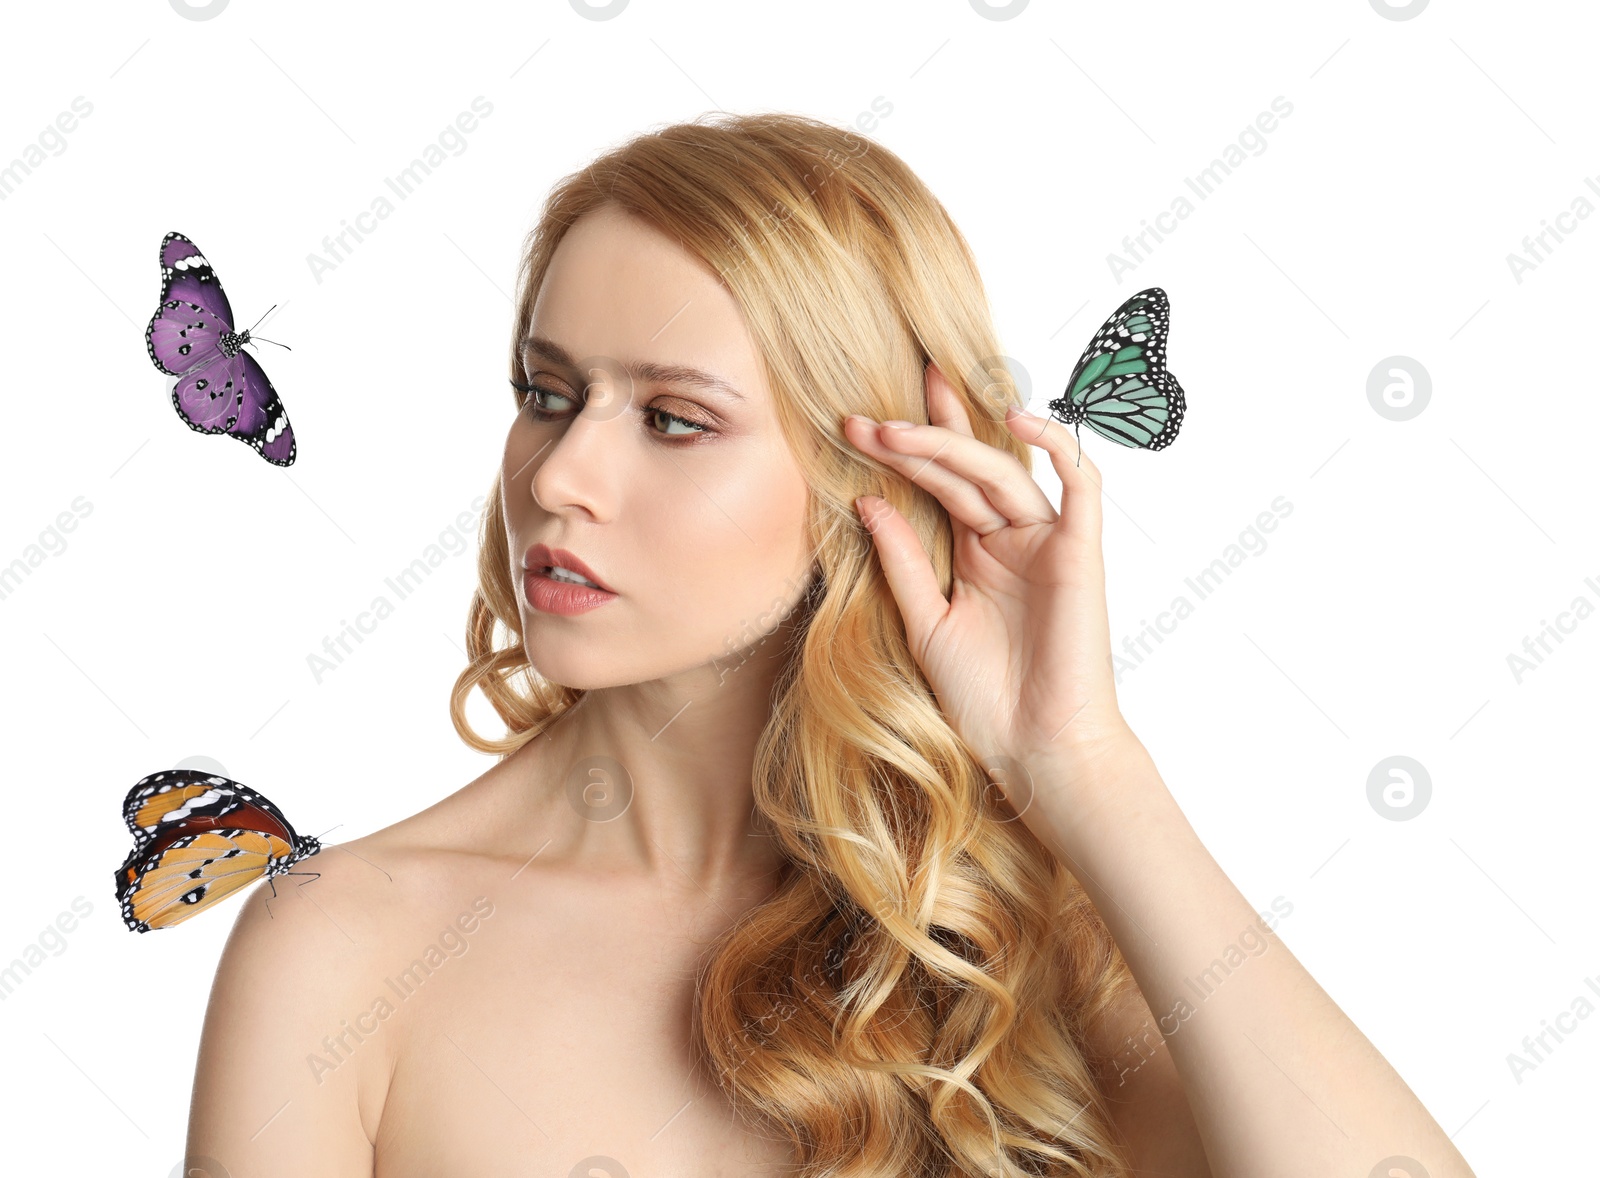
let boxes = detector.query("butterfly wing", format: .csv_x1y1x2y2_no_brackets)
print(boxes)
157,232,233,327
117,829,296,932
122,769,309,848
169,348,296,465
144,231,296,466
1049,287,1185,451
1077,367,1186,450
121,768,250,852
146,233,233,376
229,348,296,466
116,771,322,930
146,297,232,378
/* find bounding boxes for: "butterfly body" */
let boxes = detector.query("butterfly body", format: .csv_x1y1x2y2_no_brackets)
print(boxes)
116,769,323,933
217,329,252,358
143,231,297,466
1048,286,1185,457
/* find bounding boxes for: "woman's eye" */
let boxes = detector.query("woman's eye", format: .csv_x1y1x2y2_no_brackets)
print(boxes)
522,382,576,415
649,408,706,437
512,380,712,443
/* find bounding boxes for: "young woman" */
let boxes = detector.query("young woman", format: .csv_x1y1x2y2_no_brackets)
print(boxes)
185,113,1476,1178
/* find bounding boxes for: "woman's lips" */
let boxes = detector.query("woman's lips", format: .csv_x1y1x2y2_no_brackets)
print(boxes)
523,543,614,593
524,568,618,616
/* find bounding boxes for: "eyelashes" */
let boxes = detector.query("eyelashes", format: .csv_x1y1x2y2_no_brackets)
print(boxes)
509,379,714,445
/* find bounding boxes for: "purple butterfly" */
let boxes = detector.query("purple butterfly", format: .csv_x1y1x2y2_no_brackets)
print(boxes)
144,231,296,466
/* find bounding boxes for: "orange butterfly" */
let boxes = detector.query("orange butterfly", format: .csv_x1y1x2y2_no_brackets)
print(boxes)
116,769,324,932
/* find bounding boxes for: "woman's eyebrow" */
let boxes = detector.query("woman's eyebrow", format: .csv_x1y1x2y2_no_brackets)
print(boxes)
520,334,746,403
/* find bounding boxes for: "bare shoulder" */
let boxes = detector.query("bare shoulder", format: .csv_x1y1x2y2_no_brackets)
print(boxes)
286,753,530,956
185,843,396,1175
187,758,521,1174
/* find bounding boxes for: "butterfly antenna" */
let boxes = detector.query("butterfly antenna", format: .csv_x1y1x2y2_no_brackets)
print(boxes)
334,844,395,882
245,305,293,351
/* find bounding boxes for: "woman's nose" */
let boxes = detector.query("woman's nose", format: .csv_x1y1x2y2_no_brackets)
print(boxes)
527,409,620,518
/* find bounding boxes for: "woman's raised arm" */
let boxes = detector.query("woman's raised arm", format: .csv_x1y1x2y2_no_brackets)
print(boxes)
845,363,1477,1177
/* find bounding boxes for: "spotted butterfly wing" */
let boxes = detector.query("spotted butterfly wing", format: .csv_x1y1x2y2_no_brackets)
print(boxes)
143,231,297,466
115,769,323,932
122,767,278,851
1047,286,1184,456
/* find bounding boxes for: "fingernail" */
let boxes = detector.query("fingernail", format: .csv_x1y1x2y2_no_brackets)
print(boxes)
882,419,915,429
1005,405,1040,421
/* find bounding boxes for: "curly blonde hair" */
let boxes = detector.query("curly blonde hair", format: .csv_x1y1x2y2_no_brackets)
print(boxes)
449,110,1137,1177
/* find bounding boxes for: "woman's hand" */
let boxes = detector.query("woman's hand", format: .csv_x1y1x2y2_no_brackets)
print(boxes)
842,362,1146,836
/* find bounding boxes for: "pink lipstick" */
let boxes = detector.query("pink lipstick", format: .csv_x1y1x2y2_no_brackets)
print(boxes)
522,543,618,616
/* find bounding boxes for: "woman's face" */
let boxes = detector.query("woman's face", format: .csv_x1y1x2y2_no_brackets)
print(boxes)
502,203,817,690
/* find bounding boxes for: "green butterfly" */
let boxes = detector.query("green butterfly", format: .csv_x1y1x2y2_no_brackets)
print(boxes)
1048,286,1185,464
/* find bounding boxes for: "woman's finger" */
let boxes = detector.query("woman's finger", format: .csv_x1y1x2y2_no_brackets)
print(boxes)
855,494,949,644
1003,408,1104,540
922,365,983,556
925,363,977,440
847,418,1057,533
845,416,1005,530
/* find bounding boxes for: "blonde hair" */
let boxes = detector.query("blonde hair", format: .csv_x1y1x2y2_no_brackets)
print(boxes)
450,111,1137,1177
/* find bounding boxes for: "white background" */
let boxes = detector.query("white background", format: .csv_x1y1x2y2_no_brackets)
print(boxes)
0,0,1594,1173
